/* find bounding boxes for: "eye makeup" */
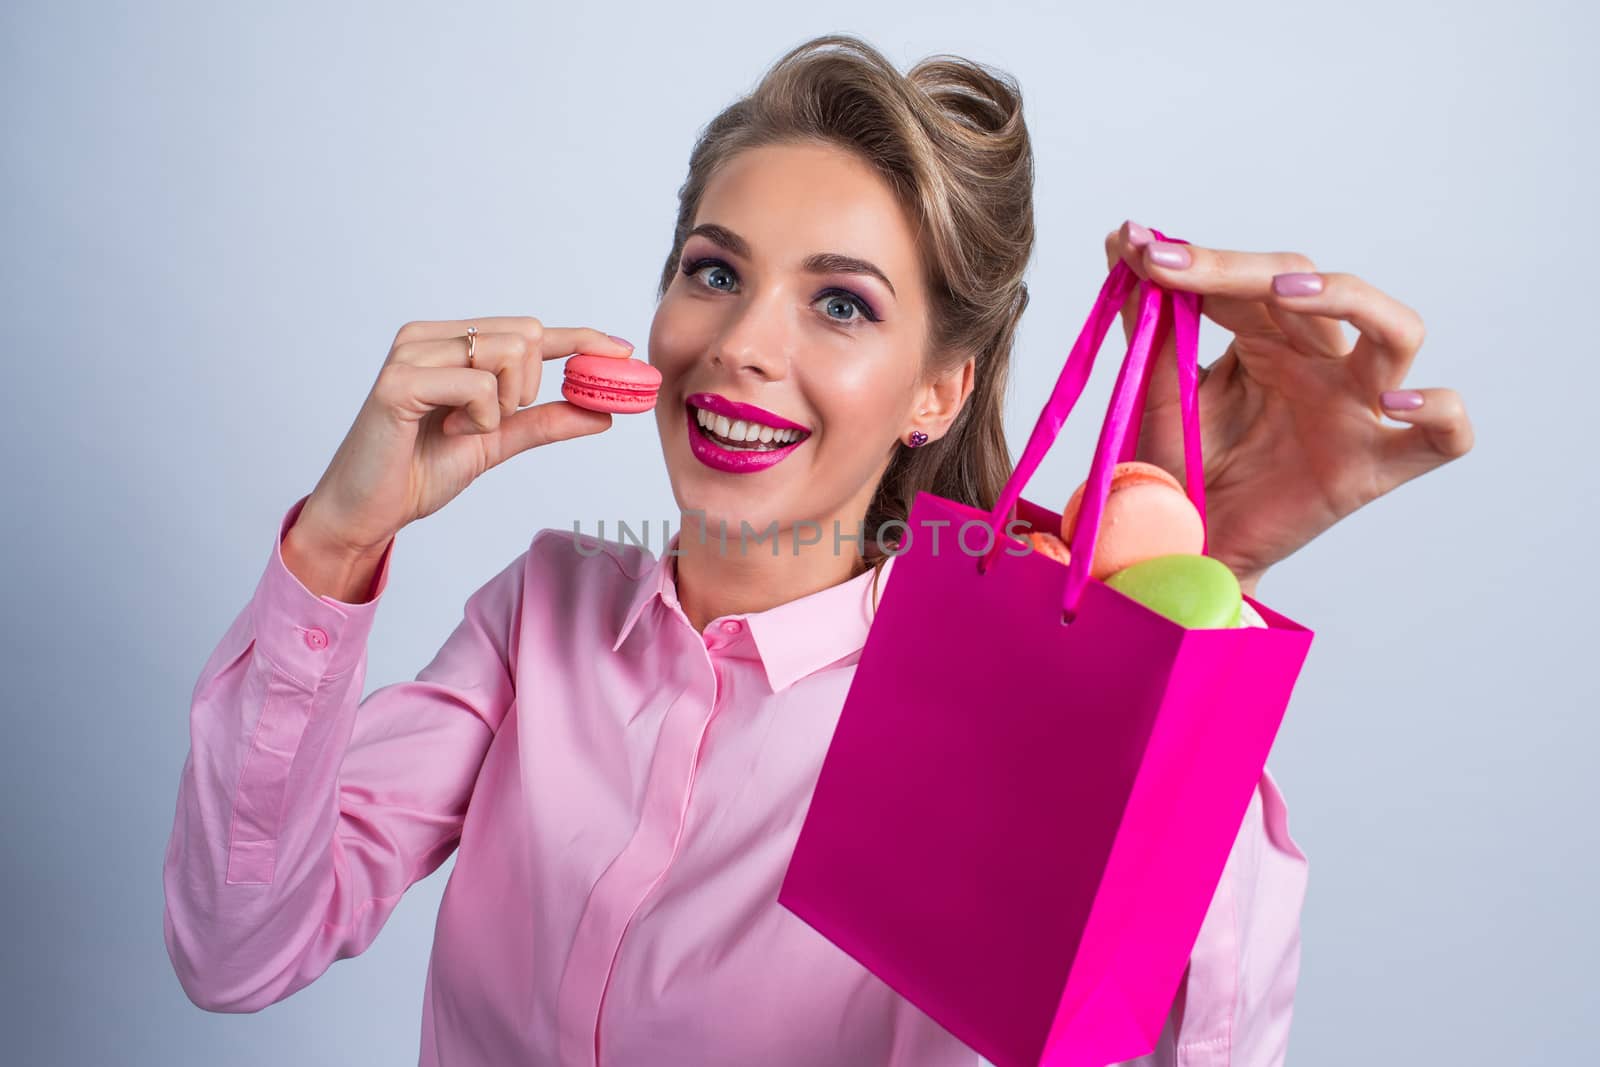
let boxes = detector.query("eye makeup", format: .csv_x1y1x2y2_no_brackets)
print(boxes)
678,255,884,324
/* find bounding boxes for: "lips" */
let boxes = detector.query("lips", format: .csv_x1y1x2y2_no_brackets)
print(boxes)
684,403,808,474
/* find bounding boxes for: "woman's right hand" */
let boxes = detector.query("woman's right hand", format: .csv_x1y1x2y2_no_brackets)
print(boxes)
295,317,636,558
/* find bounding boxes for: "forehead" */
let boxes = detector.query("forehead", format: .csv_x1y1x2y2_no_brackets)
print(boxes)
692,142,921,279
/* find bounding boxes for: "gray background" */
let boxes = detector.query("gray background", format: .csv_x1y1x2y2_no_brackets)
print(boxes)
4,1,1593,1064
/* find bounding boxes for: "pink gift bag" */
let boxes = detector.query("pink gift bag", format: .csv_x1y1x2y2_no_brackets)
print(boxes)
778,235,1315,1067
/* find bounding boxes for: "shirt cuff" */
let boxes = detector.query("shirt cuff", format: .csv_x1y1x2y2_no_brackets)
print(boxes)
249,493,395,690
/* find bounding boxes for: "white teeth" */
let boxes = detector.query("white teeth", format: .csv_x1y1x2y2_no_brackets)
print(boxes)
693,404,807,448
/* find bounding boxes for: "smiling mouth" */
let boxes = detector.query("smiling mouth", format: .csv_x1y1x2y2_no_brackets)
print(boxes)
687,401,811,452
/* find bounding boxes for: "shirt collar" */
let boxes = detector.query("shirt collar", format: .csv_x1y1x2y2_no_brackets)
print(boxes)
610,532,682,654
610,529,897,694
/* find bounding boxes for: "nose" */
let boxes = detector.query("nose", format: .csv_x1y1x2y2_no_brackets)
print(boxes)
708,293,791,382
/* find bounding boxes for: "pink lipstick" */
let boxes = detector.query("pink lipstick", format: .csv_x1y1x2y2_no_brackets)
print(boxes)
686,393,810,432
684,396,810,474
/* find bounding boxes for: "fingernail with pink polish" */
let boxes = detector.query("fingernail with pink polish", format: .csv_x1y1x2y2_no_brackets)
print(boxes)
1272,273,1324,297
1381,390,1425,411
1125,220,1153,247
1147,241,1191,269
608,334,634,349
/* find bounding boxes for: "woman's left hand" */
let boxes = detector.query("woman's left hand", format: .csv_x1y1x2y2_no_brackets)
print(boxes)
1104,221,1475,597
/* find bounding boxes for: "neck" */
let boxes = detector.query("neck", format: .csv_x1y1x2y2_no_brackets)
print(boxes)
672,511,874,634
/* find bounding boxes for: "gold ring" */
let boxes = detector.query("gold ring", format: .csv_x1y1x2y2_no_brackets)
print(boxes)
465,326,478,368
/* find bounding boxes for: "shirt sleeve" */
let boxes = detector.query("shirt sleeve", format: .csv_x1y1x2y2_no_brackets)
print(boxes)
162,493,525,1012
1171,765,1310,1066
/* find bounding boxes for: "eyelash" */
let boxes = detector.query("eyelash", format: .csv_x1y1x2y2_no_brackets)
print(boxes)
679,256,882,325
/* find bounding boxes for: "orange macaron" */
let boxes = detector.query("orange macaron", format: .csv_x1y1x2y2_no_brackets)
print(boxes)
1026,529,1072,567
1059,461,1204,580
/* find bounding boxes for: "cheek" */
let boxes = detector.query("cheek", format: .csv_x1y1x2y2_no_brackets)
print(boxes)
816,358,911,435
647,306,706,380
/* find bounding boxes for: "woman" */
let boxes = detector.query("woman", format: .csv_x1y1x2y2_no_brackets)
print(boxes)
162,34,1473,1067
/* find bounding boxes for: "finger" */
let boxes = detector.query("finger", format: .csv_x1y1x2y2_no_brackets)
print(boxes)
1267,271,1426,381
392,332,529,420
392,316,633,393
394,317,641,357
1374,387,1475,494
1106,222,1189,348
529,328,636,410
1102,223,1227,422
1263,301,1351,360
536,326,635,361
486,400,614,466
395,316,546,348
1136,239,1321,300
391,330,526,369
378,363,504,435
526,328,640,414
1105,219,1155,280
1136,235,1351,354
1106,221,1282,341
1098,223,1242,418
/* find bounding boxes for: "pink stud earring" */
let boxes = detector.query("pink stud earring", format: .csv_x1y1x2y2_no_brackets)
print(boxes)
907,430,929,448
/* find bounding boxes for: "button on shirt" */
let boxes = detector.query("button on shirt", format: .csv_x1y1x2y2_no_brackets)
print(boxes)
163,492,1310,1066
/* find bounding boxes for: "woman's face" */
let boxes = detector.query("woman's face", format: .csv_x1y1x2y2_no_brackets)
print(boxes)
648,141,948,549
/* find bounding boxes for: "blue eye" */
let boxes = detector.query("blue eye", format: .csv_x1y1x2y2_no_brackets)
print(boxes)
680,257,881,325
680,258,738,293
817,291,868,324
690,262,737,292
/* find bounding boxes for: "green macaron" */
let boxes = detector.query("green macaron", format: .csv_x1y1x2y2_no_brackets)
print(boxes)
1104,553,1243,629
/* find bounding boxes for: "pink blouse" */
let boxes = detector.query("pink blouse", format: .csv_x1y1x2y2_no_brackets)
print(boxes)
163,491,1309,1066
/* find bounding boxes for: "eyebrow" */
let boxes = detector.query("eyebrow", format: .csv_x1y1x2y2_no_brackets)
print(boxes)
686,223,898,299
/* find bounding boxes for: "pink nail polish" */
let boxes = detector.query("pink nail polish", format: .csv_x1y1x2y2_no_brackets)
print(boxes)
608,334,633,349
1125,220,1153,247
1381,390,1425,411
1147,241,1191,269
1272,272,1324,297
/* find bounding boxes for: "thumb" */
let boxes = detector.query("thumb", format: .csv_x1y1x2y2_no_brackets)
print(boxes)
491,400,615,464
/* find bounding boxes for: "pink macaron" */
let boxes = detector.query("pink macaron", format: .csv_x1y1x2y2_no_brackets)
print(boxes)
561,354,663,414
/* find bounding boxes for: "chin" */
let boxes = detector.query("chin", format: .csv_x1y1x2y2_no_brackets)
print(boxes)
672,482,783,542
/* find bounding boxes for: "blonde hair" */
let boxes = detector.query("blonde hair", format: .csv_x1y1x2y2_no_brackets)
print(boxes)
657,34,1035,581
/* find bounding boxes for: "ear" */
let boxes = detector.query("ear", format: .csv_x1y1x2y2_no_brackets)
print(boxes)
911,355,976,441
